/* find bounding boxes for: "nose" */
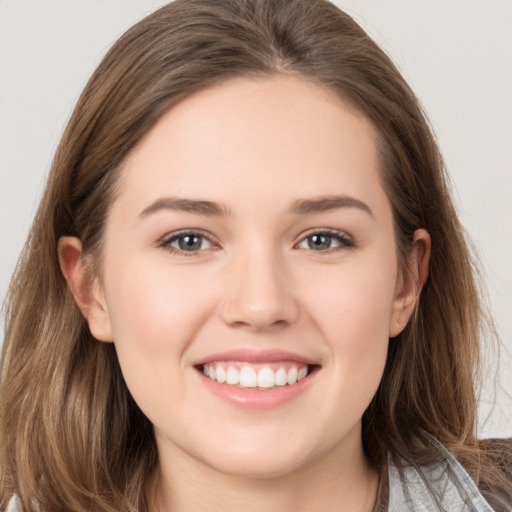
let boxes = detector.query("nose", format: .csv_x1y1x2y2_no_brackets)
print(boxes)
219,249,299,331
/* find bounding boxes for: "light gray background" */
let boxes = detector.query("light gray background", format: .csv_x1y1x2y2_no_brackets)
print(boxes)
1,0,510,437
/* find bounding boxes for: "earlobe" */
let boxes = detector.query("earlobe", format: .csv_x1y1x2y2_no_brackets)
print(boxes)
389,229,431,338
58,236,113,342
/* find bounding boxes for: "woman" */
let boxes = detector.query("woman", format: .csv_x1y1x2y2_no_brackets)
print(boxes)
1,0,510,510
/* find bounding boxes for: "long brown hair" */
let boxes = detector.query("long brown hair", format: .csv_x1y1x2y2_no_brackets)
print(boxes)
1,1,510,510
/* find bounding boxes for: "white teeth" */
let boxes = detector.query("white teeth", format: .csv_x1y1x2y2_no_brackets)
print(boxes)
275,367,288,386
297,366,308,381
257,367,275,388
226,367,239,385
216,366,226,383
202,363,311,389
287,367,298,385
239,366,257,387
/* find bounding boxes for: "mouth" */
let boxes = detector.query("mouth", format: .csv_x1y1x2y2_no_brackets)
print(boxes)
193,349,321,408
197,362,320,390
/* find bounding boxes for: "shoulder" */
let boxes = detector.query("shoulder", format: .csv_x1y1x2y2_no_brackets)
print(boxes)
4,494,21,512
387,435,496,512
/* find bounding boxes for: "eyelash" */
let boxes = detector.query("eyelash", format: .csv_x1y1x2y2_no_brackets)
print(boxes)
158,228,355,256
158,229,218,257
296,228,355,253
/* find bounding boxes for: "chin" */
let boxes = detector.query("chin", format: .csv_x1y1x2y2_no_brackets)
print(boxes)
193,431,325,480
204,451,309,480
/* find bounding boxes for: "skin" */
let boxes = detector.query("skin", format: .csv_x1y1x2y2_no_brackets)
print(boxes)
59,75,430,512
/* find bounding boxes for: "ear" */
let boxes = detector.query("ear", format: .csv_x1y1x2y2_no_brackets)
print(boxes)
389,229,431,338
58,236,113,342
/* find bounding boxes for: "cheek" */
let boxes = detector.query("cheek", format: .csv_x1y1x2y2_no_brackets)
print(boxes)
101,256,222,424
301,257,396,346
298,256,396,400
100,254,218,405
104,257,211,349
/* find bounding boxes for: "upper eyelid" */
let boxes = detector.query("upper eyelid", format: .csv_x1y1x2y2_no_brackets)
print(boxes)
160,228,215,242
160,228,353,240
299,227,350,235
295,227,353,242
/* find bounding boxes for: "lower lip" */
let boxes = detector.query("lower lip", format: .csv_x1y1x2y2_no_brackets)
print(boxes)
197,370,317,409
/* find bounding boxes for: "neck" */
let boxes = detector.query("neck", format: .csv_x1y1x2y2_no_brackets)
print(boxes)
148,428,380,512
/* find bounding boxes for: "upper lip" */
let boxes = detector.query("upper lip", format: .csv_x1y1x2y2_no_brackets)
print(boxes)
193,349,319,367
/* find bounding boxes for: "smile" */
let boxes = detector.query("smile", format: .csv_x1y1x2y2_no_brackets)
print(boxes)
194,350,320,408
201,362,310,390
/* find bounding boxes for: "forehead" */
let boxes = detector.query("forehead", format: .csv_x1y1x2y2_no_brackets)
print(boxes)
115,75,387,217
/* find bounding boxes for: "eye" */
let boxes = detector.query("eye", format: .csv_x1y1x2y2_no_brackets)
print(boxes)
159,230,217,255
296,230,354,252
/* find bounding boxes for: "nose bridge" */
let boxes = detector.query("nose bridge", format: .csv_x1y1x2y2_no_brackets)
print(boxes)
219,240,298,330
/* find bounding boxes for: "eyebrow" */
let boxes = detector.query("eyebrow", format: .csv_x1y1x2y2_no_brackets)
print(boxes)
290,195,374,217
139,197,231,218
138,194,373,219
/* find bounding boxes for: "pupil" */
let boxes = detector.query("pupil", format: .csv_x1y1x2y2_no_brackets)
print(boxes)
309,234,331,250
179,235,201,250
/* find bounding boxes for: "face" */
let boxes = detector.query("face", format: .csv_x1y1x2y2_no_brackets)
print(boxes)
81,76,418,479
